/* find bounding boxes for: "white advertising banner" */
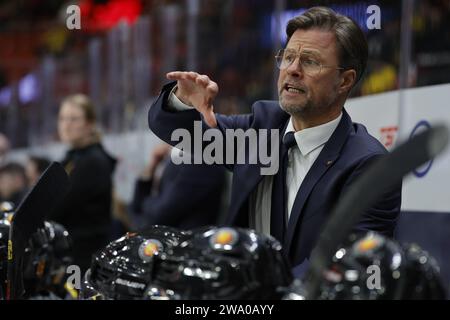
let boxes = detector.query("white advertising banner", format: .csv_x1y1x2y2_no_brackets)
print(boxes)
346,83,450,213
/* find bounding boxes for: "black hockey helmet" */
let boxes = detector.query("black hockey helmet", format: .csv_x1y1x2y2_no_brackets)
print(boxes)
22,221,73,299
147,226,293,299
0,202,14,299
284,232,446,300
80,225,188,300
0,202,74,299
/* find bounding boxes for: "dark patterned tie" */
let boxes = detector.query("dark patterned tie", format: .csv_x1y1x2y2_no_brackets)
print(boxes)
270,131,297,242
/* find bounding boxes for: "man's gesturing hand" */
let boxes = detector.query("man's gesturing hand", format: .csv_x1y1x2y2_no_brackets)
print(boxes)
166,71,218,128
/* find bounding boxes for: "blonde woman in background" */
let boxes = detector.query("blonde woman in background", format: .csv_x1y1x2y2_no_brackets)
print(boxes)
48,94,116,273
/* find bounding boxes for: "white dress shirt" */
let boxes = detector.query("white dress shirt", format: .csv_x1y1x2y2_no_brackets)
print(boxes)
249,112,342,236
166,87,342,236
168,86,195,111
284,113,342,220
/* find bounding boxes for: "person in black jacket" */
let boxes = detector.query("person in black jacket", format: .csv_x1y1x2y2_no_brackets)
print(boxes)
0,162,27,207
48,94,116,273
25,155,51,188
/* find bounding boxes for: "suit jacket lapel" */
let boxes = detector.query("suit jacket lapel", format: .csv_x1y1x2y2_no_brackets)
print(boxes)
227,107,290,225
227,162,264,225
284,109,354,252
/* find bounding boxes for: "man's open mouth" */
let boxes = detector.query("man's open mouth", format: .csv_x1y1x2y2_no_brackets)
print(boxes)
284,84,306,94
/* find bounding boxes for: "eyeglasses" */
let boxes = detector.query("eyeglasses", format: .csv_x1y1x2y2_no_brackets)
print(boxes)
275,49,344,76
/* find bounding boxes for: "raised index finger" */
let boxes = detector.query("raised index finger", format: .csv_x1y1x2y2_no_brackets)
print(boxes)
166,71,191,81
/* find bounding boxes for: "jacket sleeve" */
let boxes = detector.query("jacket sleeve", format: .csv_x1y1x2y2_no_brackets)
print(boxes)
148,81,254,171
340,153,402,237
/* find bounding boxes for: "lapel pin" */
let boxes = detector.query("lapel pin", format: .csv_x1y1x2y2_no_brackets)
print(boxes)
326,160,333,166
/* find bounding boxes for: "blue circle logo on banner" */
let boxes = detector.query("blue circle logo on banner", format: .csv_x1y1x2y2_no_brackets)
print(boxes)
409,120,433,178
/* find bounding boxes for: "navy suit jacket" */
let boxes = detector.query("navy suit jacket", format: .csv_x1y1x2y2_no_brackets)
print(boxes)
148,82,402,276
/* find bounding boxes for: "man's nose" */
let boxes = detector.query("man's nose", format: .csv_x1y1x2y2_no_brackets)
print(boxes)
286,57,304,78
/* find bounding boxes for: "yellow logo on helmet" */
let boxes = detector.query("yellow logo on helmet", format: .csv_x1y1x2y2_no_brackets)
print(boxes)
143,242,159,257
210,228,238,249
357,238,379,252
138,239,163,262
215,230,234,245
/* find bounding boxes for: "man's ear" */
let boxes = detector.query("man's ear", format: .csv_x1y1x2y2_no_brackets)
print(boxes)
338,69,357,94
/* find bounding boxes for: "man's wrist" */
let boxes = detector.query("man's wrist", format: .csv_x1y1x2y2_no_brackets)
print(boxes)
173,86,192,106
168,85,194,111
140,167,155,181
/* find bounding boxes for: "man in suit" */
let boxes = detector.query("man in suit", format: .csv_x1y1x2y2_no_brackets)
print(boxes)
148,7,401,276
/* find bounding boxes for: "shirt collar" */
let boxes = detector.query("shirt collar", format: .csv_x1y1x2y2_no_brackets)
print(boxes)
284,112,343,156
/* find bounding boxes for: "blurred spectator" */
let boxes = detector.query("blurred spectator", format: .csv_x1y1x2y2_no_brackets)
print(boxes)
361,61,397,95
25,155,51,188
48,94,116,273
0,134,10,165
0,162,27,207
110,190,133,238
130,143,227,230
